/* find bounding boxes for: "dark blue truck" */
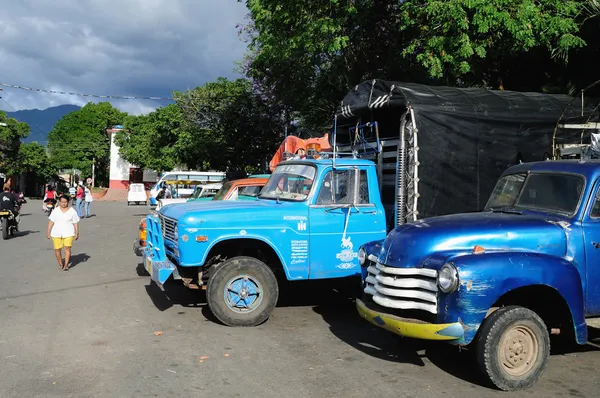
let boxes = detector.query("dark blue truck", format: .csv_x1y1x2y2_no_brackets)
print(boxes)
358,160,600,391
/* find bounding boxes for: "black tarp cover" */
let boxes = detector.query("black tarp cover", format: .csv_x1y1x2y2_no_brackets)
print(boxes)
337,80,595,218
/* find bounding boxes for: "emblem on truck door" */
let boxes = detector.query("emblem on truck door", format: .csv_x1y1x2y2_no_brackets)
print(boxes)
336,236,357,268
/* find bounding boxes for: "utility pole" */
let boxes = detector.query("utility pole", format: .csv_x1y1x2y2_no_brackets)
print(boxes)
92,157,96,188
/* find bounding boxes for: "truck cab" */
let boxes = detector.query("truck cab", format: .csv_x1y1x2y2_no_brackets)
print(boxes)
357,160,600,391
143,157,386,326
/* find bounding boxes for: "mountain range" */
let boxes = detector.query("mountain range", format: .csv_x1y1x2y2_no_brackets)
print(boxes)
5,104,81,144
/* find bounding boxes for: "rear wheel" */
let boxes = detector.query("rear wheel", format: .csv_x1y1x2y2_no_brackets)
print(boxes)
206,256,279,327
475,306,550,391
1,218,8,240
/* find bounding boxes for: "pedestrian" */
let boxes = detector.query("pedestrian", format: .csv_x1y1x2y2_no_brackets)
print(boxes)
46,194,80,271
69,184,76,200
75,182,84,217
84,184,93,218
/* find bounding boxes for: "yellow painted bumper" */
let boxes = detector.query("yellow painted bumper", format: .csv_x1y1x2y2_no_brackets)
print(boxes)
356,298,464,341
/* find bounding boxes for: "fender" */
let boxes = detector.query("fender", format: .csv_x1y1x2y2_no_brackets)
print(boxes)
200,234,294,279
360,239,385,280
436,251,587,345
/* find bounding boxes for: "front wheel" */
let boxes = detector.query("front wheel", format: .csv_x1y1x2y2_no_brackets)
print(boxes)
475,305,550,391
206,256,279,327
1,218,8,240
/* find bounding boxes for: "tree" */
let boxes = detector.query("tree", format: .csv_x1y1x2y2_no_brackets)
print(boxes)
17,142,57,181
118,78,285,175
47,102,127,185
242,0,591,128
174,77,286,173
0,111,30,175
115,104,185,173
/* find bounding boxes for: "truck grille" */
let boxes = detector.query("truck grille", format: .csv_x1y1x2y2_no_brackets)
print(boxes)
159,214,178,242
364,262,438,314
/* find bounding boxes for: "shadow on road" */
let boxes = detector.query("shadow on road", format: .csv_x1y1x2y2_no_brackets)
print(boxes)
15,230,39,237
145,280,206,312
312,296,492,387
68,253,91,269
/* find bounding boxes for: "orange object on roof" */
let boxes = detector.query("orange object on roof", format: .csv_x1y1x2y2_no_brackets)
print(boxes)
269,134,331,171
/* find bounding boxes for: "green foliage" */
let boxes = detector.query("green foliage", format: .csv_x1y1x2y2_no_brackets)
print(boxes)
0,111,30,175
399,0,584,80
174,77,286,173
118,78,285,175
115,104,184,173
47,102,127,184
242,0,593,128
18,142,56,180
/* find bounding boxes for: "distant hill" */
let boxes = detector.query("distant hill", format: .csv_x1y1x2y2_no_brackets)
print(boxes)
5,104,81,144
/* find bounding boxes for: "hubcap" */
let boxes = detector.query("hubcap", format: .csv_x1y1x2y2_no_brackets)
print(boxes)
223,275,263,314
499,324,539,377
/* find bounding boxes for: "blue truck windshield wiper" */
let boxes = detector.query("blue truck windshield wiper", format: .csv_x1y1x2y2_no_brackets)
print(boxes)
487,207,523,215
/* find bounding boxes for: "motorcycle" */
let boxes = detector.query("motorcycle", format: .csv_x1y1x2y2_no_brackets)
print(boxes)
0,210,19,240
44,199,57,214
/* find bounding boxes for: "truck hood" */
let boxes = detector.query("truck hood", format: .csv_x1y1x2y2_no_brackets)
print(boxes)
380,212,570,268
159,198,298,227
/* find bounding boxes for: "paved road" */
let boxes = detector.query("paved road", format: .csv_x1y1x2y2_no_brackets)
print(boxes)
0,200,599,397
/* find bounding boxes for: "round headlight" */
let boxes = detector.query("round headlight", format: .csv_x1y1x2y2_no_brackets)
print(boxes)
358,248,366,266
438,263,459,293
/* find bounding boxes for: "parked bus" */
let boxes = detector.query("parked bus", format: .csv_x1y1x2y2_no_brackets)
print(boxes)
148,171,225,206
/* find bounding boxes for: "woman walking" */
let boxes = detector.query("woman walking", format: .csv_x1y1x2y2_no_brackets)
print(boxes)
46,195,80,271
84,184,93,218
75,183,84,217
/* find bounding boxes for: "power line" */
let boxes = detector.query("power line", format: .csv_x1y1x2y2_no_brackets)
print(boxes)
0,82,174,101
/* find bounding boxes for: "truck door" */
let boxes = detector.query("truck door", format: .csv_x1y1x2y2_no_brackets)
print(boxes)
582,179,600,315
308,167,386,279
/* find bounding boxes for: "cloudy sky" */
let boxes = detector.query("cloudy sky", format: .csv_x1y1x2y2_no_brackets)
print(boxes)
0,0,249,115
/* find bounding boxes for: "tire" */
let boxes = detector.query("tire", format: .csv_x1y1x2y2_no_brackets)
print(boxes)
1,218,8,240
127,202,131,206
206,256,279,327
475,305,550,391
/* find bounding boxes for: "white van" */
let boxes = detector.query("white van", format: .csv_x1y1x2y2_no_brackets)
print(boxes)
127,183,147,206
148,171,225,206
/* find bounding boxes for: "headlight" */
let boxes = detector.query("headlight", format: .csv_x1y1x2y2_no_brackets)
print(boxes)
358,248,366,265
438,262,459,293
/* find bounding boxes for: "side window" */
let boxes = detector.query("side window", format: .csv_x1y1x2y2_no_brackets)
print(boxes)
229,187,239,200
591,188,600,218
316,169,370,205
164,174,177,181
358,170,370,204
239,186,261,197
592,198,600,218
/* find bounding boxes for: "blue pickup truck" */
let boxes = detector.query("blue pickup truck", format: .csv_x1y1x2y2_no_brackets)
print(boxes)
357,160,600,391
143,158,387,326
142,81,590,330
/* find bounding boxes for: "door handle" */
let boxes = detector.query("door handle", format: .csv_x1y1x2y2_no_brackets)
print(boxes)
362,210,377,214
593,242,600,249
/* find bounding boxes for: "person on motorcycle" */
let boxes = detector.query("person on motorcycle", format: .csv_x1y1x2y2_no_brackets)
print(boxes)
0,185,19,222
44,185,57,210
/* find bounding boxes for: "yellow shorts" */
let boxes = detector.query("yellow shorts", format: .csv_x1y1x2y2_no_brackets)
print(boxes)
52,237,74,250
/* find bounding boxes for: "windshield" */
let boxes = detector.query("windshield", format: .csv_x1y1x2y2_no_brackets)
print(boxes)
190,186,219,199
485,172,584,215
259,164,316,201
212,182,233,201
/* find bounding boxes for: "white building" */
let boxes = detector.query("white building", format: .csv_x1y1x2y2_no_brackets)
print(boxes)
106,125,158,189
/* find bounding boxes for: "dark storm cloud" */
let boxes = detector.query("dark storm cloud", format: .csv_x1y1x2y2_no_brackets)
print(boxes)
0,0,249,114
